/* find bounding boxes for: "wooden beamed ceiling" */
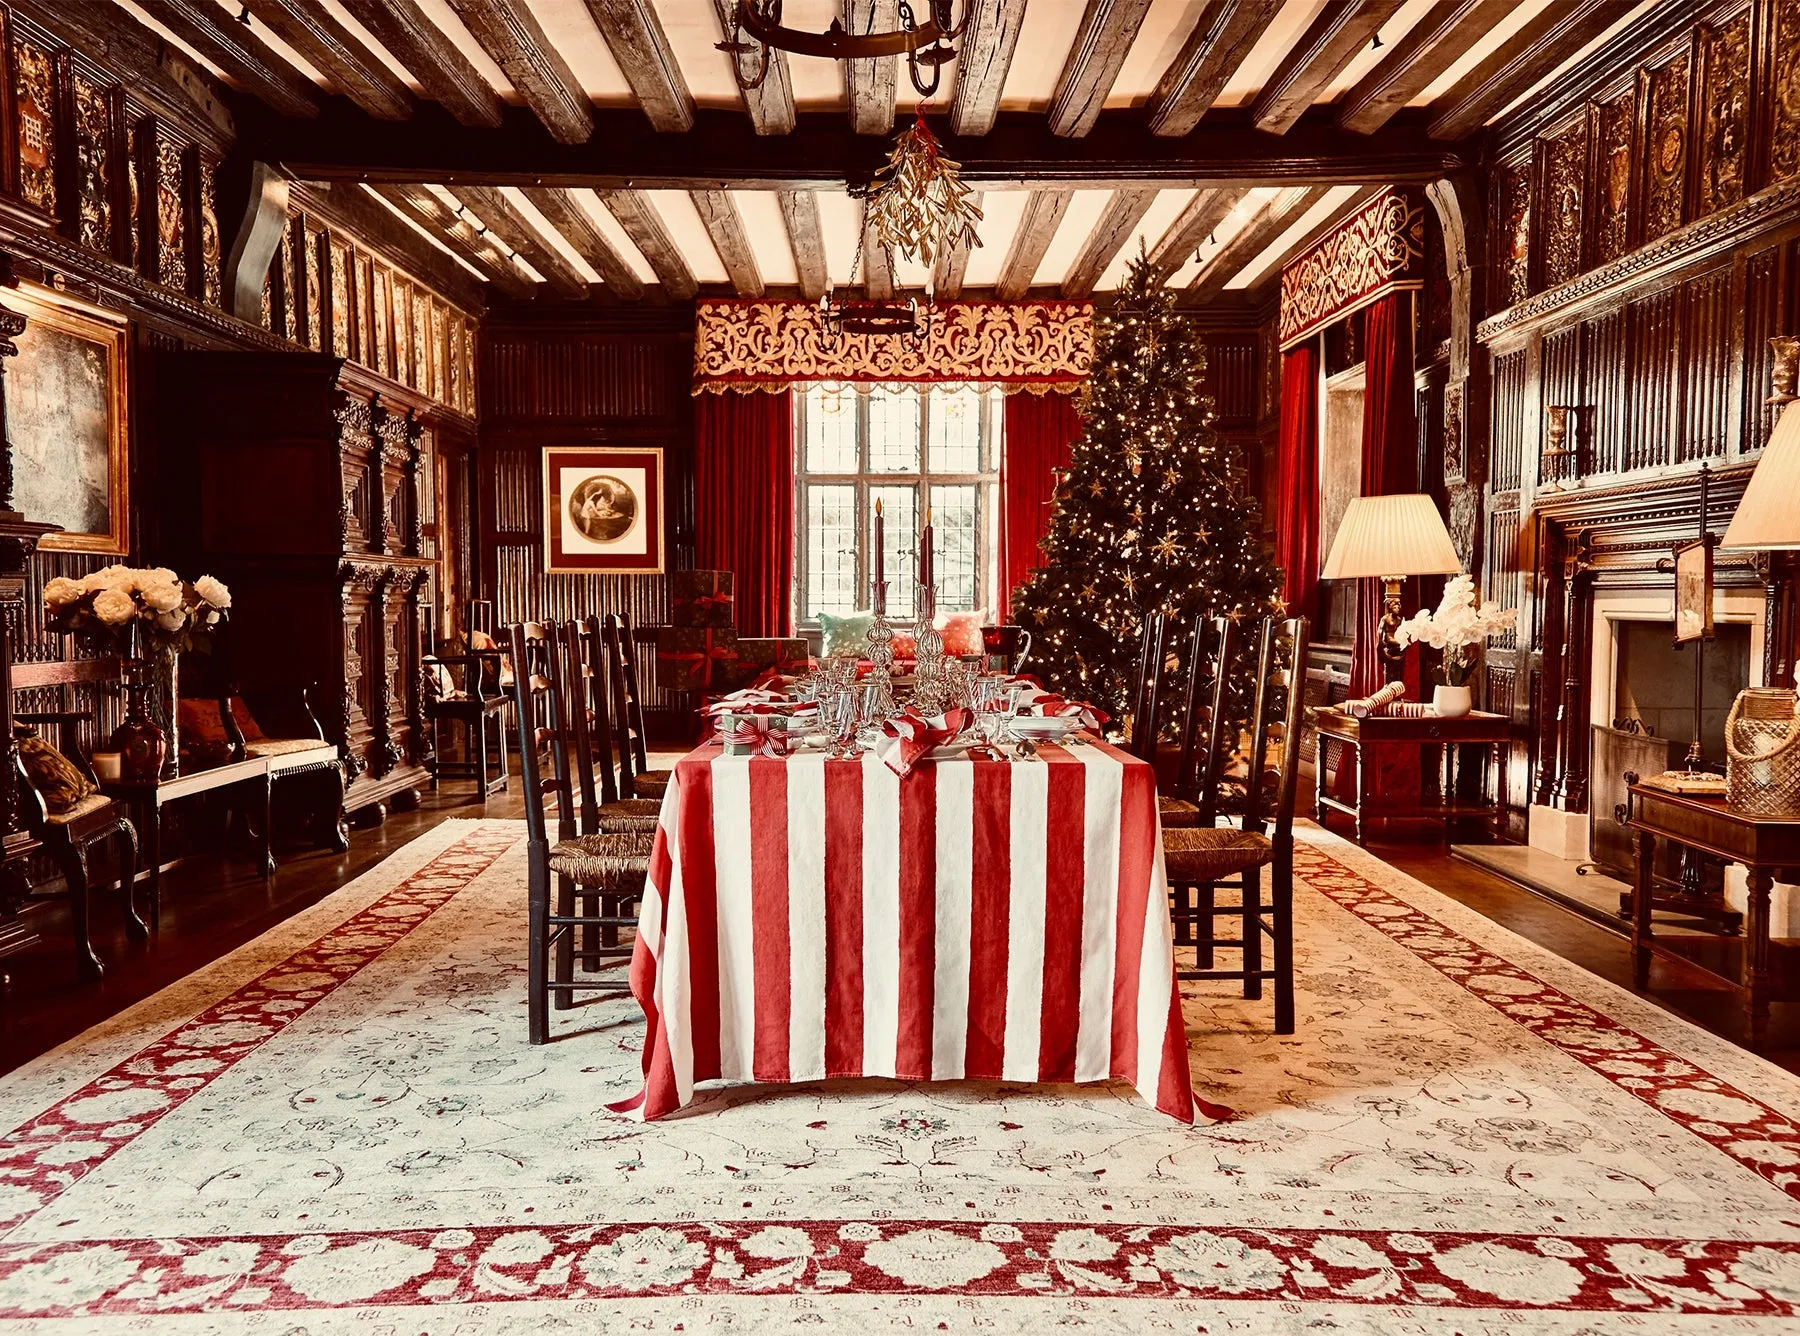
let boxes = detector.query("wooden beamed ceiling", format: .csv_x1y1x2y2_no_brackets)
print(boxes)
130,0,1652,306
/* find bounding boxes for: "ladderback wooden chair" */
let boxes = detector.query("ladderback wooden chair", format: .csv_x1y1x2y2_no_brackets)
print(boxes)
1162,616,1310,1033
561,620,660,836
602,613,670,802
422,637,510,797
1160,616,1234,831
9,656,143,979
1127,611,1170,763
508,621,652,1043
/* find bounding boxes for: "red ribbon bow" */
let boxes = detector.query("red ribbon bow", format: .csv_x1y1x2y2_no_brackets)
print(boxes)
720,718,796,758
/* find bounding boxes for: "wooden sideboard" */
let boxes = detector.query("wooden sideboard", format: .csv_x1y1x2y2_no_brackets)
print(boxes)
154,351,454,821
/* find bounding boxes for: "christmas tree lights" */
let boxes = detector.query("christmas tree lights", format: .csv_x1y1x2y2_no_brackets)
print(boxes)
1008,252,1282,730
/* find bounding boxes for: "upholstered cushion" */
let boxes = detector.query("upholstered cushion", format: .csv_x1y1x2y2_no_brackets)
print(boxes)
179,698,228,745
45,792,113,826
630,769,671,801
1162,827,1272,883
245,737,336,758
549,832,652,891
228,696,267,742
934,609,986,658
818,611,873,658
14,728,98,814
1159,796,1201,829
598,799,663,834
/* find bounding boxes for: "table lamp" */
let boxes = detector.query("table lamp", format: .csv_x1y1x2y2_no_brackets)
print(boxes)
1321,493,1463,663
1721,337,1800,557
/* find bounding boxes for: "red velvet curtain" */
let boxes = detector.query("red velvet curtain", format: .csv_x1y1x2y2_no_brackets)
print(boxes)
1339,292,1422,800
1273,344,1321,619
999,392,1082,621
694,390,795,638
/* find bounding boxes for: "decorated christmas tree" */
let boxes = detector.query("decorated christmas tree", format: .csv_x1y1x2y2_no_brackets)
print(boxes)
1010,252,1282,727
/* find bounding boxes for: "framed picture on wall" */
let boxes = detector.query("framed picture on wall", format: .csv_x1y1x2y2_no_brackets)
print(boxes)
544,446,664,574
1672,538,1713,644
7,286,130,553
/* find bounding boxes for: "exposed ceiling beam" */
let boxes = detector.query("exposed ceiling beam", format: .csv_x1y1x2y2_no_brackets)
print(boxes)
1428,1,1631,141
931,190,981,298
241,2,412,121
778,190,828,300
1147,0,1282,138
995,190,1071,299
1338,0,1515,135
584,0,695,133
131,0,320,118
371,184,536,298
1251,0,1406,135
691,190,764,297
710,0,795,134
844,0,899,135
443,0,593,144
1185,185,1330,303
336,0,505,128
453,185,591,299
1061,187,1158,298
950,0,1027,137
1242,183,1384,300
518,188,645,299
860,209,894,298
249,105,1465,189
300,183,490,312
1048,0,1157,139
593,190,697,298
1145,186,1248,284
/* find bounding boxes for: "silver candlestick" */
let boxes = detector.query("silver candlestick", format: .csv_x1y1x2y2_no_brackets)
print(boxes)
863,579,897,720
910,582,946,715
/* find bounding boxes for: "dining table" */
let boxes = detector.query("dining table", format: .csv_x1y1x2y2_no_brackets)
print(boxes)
616,733,1198,1123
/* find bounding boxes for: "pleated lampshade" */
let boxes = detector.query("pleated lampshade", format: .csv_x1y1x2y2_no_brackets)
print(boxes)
1721,400,1800,550
1321,494,1464,580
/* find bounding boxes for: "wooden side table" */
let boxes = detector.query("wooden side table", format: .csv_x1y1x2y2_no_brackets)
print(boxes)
1313,707,1511,843
103,756,273,931
1627,784,1800,1050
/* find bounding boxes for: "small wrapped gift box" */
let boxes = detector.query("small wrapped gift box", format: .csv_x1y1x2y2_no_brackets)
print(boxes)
716,707,816,757
655,625,740,692
669,570,736,629
716,636,810,692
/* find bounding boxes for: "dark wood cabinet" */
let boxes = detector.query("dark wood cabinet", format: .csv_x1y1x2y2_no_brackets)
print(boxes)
155,351,446,820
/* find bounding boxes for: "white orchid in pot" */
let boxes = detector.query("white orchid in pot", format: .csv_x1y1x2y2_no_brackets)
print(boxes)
42,566,232,780
1393,573,1517,718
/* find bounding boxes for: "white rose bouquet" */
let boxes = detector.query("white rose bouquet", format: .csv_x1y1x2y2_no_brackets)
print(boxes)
1393,573,1517,686
43,565,231,651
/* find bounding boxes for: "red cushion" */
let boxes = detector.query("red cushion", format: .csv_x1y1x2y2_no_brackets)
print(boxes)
229,696,267,742
179,699,228,744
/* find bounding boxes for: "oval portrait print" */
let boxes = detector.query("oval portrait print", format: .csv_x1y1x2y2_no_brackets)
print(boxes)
568,474,638,544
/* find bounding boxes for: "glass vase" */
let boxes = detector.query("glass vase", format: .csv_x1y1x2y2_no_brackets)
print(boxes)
143,638,180,779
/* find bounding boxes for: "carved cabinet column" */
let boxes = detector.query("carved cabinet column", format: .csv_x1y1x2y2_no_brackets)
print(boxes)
1552,533,1595,813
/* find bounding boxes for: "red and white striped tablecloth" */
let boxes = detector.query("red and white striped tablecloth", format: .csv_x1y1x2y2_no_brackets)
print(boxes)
623,738,1195,1122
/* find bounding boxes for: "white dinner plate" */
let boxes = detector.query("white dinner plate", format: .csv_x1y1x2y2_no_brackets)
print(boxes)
1008,715,1082,739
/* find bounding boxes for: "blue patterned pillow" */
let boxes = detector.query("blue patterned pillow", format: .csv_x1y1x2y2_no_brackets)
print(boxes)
818,611,873,658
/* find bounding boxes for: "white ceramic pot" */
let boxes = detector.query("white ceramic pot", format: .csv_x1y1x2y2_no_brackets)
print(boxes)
1433,684,1473,718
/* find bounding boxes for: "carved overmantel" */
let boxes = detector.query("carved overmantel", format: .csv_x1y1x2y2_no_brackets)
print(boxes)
1528,465,1760,814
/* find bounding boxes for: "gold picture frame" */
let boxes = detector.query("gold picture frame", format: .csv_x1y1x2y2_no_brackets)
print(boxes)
7,285,130,554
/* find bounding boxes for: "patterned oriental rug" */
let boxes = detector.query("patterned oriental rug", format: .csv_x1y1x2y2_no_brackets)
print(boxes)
3,820,1800,1334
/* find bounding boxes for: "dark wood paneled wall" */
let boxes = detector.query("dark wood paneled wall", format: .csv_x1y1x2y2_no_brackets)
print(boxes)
476,304,696,721
1446,0,1800,833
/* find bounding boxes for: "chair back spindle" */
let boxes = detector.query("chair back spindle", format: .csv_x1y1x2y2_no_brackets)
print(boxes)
603,615,646,799
1240,617,1312,844
581,616,622,804
1129,612,1170,762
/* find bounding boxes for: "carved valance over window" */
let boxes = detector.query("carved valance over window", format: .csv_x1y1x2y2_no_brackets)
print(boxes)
692,298,1093,395
1279,188,1426,350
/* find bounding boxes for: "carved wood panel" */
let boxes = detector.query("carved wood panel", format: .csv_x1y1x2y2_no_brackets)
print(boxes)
1771,0,1800,181
1626,288,1680,470
149,124,186,292
1594,94,1634,264
1491,348,1528,492
1744,245,1785,449
195,149,220,307
1485,507,1523,651
329,236,352,358
68,67,112,254
1640,48,1692,243
1679,267,1733,461
1444,380,1465,483
1495,161,1532,309
1697,9,1751,216
1587,306,1629,475
1542,119,1587,289
1542,323,1583,474
12,31,54,216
